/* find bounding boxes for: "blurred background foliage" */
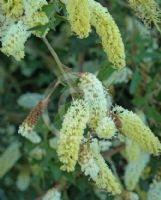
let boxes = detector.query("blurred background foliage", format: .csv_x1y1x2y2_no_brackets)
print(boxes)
0,0,161,199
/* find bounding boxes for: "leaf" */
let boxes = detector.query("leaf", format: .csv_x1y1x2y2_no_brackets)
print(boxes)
43,1,60,18
50,165,62,181
132,96,145,106
97,63,115,81
17,93,43,108
129,70,141,94
0,141,21,178
145,106,161,122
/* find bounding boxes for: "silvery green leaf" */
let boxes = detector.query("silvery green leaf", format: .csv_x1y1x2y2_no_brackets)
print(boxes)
17,93,43,108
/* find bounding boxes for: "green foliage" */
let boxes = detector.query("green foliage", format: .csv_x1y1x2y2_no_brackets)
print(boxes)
0,0,161,200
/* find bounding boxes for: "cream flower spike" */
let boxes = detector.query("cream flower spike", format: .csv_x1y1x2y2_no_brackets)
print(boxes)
1,21,31,61
113,106,161,155
79,73,111,130
128,0,161,31
66,0,91,38
57,99,89,172
0,14,14,39
24,11,49,37
79,143,100,181
89,0,126,69
0,0,23,20
93,148,121,194
23,0,49,37
23,0,48,16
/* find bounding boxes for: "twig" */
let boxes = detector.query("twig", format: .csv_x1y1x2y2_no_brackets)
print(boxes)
42,37,73,91
43,80,60,100
78,53,85,72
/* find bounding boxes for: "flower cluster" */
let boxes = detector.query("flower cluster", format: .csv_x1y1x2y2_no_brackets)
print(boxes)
64,0,125,69
57,73,121,194
0,0,127,67
0,0,49,60
128,0,161,28
57,73,161,195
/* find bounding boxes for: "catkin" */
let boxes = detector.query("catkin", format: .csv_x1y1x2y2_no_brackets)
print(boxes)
23,0,48,16
57,99,89,172
96,117,117,139
79,73,110,130
1,21,30,61
128,0,161,28
79,140,121,194
89,0,126,69
0,0,23,20
79,143,99,181
94,151,121,194
66,0,91,38
113,106,161,155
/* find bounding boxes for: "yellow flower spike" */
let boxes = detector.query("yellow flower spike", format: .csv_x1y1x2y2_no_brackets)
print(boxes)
66,0,91,38
0,0,23,20
89,0,126,69
128,0,161,31
57,99,89,172
125,139,141,161
94,151,121,194
113,106,161,155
